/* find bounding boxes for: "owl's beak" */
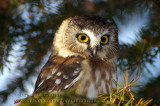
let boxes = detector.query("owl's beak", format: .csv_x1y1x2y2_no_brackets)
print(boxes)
90,41,99,57
92,47,97,57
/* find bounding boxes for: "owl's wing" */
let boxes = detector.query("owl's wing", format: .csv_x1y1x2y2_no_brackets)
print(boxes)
34,55,84,94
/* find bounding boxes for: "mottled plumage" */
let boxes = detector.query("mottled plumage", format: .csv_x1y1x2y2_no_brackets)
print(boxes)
34,16,119,98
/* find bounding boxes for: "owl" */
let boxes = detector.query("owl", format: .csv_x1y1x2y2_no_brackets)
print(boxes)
34,16,119,98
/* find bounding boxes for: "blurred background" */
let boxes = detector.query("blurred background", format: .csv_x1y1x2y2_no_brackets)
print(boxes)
0,0,160,105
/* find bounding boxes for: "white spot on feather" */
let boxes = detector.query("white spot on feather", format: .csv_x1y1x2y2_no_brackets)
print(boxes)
64,74,82,89
55,79,61,85
63,75,69,79
49,90,52,92
52,69,56,75
46,75,51,80
56,72,61,76
38,81,44,87
72,70,79,76
74,70,79,73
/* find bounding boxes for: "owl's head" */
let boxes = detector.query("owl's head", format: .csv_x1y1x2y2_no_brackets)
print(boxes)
53,16,119,60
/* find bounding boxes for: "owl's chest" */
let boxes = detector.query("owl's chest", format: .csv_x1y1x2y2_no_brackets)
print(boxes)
76,59,117,98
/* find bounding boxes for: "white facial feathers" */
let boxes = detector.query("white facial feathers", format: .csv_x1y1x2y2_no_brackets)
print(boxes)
82,29,100,49
82,29,109,49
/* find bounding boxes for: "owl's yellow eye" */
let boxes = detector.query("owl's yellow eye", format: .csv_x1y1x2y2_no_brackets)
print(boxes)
100,35,109,45
77,34,89,43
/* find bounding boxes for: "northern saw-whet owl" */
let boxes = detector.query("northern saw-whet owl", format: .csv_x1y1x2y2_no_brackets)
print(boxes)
34,16,119,98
